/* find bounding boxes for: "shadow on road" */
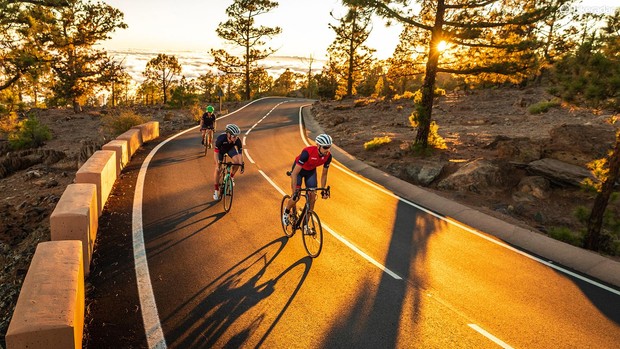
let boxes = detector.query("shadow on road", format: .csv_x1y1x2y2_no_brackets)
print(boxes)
321,200,445,347
164,236,313,348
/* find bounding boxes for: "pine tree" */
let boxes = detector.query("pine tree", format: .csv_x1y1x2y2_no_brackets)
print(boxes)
143,54,181,105
210,0,281,100
345,0,569,148
327,5,375,99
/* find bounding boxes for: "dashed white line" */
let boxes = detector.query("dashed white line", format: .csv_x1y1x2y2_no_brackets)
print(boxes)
469,324,514,349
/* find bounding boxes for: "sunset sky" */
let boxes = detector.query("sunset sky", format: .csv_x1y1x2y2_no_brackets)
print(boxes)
99,0,618,83
101,0,618,60
101,0,403,60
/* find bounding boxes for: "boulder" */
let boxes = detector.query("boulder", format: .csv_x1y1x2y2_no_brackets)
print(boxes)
404,161,444,186
526,158,596,187
437,159,503,193
543,123,616,166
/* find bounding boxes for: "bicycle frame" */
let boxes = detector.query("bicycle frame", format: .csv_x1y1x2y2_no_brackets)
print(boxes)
217,154,242,213
281,186,329,257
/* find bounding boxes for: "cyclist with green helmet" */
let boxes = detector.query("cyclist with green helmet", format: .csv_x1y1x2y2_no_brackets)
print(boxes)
200,105,217,148
213,124,244,200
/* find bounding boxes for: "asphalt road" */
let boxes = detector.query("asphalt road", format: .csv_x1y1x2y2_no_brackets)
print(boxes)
86,97,620,349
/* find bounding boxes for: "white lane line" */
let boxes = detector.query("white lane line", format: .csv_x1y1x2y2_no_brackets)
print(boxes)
244,148,255,164
133,98,272,349
469,324,514,349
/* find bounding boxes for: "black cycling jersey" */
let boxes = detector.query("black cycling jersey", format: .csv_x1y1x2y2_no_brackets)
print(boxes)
200,112,216,129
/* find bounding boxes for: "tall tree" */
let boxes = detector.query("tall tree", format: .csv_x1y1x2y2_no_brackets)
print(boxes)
345,0,569,149
48,0,127,112
143,53,181,105
327,5,375,98
0,0,69,91
585,130,620,251
210,0,281,100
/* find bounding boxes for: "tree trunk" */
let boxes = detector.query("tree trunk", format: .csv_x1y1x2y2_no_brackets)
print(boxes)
585,131,620,250
72,99,82,113
414,0,446,148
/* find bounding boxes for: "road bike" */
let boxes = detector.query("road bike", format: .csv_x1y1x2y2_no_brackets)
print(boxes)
216,154,242,213
280,175,330,257
202,128,214,156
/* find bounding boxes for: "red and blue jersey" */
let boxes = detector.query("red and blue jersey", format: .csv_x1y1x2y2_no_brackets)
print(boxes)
295,146,332,171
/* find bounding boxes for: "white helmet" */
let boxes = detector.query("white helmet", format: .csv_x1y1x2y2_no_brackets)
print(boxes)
315,134,332,147
225,124,241,136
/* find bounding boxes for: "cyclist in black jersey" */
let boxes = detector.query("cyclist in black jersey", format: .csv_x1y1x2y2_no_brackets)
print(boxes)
200,105,217,148
213,124,244,200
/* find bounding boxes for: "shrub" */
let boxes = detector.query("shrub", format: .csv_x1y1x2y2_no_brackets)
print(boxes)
0,112,20,135
408,104,447,150
364,136,392,150
8,115,52,150
548,226,584,246
103,109,148,136
189,104,202,122
528,99,561,114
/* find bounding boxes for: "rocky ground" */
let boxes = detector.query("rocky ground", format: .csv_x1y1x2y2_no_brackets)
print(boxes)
0,88,619,346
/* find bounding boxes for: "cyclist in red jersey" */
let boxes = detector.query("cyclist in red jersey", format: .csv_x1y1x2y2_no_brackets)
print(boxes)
282,134,332,225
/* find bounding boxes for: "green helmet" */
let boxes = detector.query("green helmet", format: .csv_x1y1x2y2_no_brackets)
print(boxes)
206,105,214,113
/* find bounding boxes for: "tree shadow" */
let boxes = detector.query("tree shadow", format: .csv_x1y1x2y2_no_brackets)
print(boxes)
164,236,313,348
321,200,443,347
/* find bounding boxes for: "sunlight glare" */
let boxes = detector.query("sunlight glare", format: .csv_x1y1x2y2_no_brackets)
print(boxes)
437,40,448,52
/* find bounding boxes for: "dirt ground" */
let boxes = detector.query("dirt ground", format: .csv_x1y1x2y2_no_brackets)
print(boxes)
0,89,618,345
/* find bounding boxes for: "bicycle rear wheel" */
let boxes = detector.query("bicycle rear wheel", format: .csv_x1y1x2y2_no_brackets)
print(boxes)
280,195,296,237
302,211,323,257
223,177,234,212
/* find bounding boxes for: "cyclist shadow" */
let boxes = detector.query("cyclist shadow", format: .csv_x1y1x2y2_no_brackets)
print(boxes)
143,201,225,258
165,236,314,348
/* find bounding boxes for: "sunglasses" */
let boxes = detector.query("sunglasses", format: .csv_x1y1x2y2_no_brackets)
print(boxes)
321,145,331,150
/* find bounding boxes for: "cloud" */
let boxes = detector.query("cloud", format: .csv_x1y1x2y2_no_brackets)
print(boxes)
108,49,325,85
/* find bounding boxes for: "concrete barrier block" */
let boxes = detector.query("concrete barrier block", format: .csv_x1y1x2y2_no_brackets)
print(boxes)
50,183,98,276
6,240,84,349
116,128,143,157
102,139,129,177
132,121,159,143
75,150,116,217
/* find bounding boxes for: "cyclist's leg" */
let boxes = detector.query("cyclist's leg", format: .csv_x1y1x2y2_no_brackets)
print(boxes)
201,129,206,144
229,148,243,177
213,150,223,191
285,166,304,212
305,169,318,212
207,128,214,147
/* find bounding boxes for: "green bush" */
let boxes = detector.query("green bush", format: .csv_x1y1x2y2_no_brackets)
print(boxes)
364,136,392,150
103,110,148,136
548,227,584,246
528,99,561,114
8,115,52,150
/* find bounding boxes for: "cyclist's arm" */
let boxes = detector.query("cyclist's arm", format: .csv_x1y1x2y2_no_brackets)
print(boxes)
290,163,302,192
320,167,329,189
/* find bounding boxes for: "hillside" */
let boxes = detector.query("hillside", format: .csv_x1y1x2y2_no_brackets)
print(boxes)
1,89,619,344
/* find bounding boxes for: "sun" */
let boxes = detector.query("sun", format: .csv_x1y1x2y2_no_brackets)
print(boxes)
437,40,449,52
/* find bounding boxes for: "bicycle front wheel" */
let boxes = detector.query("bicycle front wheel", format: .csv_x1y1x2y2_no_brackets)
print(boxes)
280,195,295,237
223,177,234,212
302,211,323,257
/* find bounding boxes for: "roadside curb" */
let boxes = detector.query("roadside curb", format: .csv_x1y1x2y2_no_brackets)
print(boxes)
301,106,620,289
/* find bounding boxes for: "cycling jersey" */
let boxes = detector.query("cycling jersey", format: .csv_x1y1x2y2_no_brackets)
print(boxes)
214,133,242,161
200,112,216,129
295,146,332,171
